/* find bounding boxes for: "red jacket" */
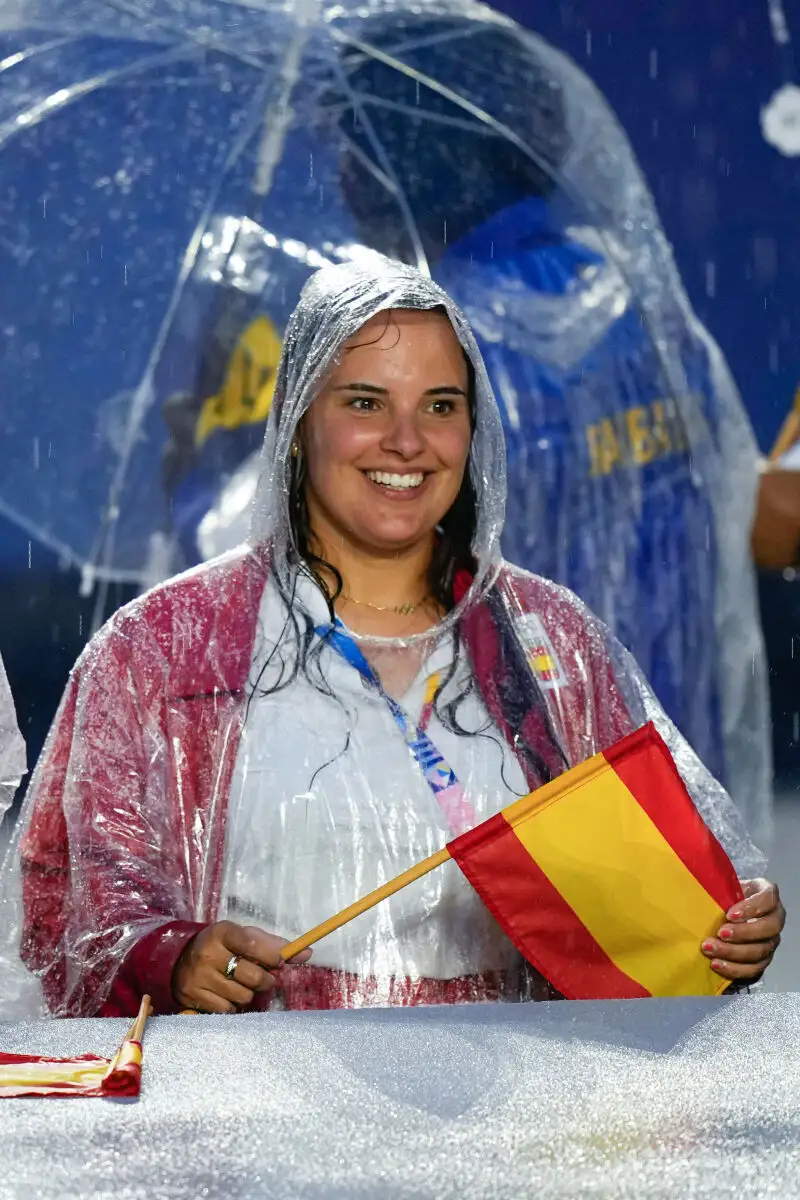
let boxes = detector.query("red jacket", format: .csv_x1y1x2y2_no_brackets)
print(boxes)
19,549,630,1017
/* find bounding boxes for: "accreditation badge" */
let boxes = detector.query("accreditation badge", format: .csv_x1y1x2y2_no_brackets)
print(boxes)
514,613,565,690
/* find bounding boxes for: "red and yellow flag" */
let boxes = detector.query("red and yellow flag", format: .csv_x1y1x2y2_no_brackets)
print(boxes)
448,723,743,1000
0,996,150,1099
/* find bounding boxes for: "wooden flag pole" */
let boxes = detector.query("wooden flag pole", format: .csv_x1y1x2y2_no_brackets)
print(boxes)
101,994,152,1085
128,994,152,1043
279,847,452,960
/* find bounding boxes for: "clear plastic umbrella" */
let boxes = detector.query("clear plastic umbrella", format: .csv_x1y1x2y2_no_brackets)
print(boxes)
0,0,628,587
0,0,770,841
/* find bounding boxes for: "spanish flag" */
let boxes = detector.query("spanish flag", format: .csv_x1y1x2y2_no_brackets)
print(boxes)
448,723,742,999
273,725,746,1003
0,997,150,1099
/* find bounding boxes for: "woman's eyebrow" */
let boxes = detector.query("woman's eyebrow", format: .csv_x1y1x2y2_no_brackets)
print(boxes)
333,382,388,394
332,383,468,396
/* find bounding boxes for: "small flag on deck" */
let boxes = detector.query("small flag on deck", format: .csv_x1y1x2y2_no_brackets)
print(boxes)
448,723,743,999
0,996,151,1099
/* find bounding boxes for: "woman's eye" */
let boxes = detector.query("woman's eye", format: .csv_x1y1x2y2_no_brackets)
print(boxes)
348,396,378,412
429,399,456,415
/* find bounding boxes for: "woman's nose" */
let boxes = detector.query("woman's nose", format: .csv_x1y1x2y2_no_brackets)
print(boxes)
381,409,426,458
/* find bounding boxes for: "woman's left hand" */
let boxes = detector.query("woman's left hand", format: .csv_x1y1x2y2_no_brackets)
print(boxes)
702,878,785,982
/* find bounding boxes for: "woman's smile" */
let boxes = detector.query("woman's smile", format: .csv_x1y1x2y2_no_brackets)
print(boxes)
363,469,429,498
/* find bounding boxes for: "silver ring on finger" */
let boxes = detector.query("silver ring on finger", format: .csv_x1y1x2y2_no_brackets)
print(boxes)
224,953,240,982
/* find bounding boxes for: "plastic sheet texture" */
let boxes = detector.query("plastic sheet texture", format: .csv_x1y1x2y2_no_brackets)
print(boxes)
0,0,771,847
0,654,25,817
2,995,800,1198
0,257,765,1021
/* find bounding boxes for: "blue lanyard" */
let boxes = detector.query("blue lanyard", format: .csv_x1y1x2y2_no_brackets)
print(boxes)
316,619,463,802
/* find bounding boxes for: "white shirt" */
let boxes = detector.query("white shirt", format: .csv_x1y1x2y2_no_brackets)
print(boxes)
221,571,529,980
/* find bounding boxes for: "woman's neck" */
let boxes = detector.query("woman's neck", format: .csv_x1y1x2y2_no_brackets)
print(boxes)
308,523,441,637
336,545,432,609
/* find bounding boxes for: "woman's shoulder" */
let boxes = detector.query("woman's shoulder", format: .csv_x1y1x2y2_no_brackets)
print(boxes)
492,560,608,651
75,547,269,685
495,560,593,615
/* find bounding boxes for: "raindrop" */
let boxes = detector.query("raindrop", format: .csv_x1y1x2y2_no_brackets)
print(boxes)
649,49,659,80
705,261,717,298
768,0,791,46
753,235,778,286
309,153,314,181
27,541,31,569
79,613,83,638
585,30,592,57
32,437,40,470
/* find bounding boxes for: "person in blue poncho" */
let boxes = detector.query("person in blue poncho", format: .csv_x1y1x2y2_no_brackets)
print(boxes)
161,9,770,844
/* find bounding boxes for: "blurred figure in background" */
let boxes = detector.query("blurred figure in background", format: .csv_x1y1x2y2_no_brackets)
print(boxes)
160,7,771,846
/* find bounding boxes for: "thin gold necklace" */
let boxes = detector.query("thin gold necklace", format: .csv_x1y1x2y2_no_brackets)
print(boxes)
340,592,430,616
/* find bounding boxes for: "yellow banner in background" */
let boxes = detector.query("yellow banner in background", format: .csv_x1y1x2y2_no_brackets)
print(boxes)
195,314,282,448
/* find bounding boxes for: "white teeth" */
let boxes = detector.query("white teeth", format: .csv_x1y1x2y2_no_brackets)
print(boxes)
367,471,424,490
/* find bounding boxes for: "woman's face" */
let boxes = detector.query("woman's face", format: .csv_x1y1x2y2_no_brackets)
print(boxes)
301,308,472,558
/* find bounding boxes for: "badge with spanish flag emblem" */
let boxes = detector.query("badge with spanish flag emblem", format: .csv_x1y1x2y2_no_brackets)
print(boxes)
514,613,565,690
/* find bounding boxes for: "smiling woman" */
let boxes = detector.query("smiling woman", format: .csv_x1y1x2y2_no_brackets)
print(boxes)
1,256,783,1020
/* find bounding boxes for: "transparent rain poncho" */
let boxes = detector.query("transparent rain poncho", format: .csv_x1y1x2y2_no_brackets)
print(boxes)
0,258,765,1020
0,0,770,846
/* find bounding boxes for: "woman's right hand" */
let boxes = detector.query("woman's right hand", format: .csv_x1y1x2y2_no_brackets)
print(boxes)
172,920,312,1013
